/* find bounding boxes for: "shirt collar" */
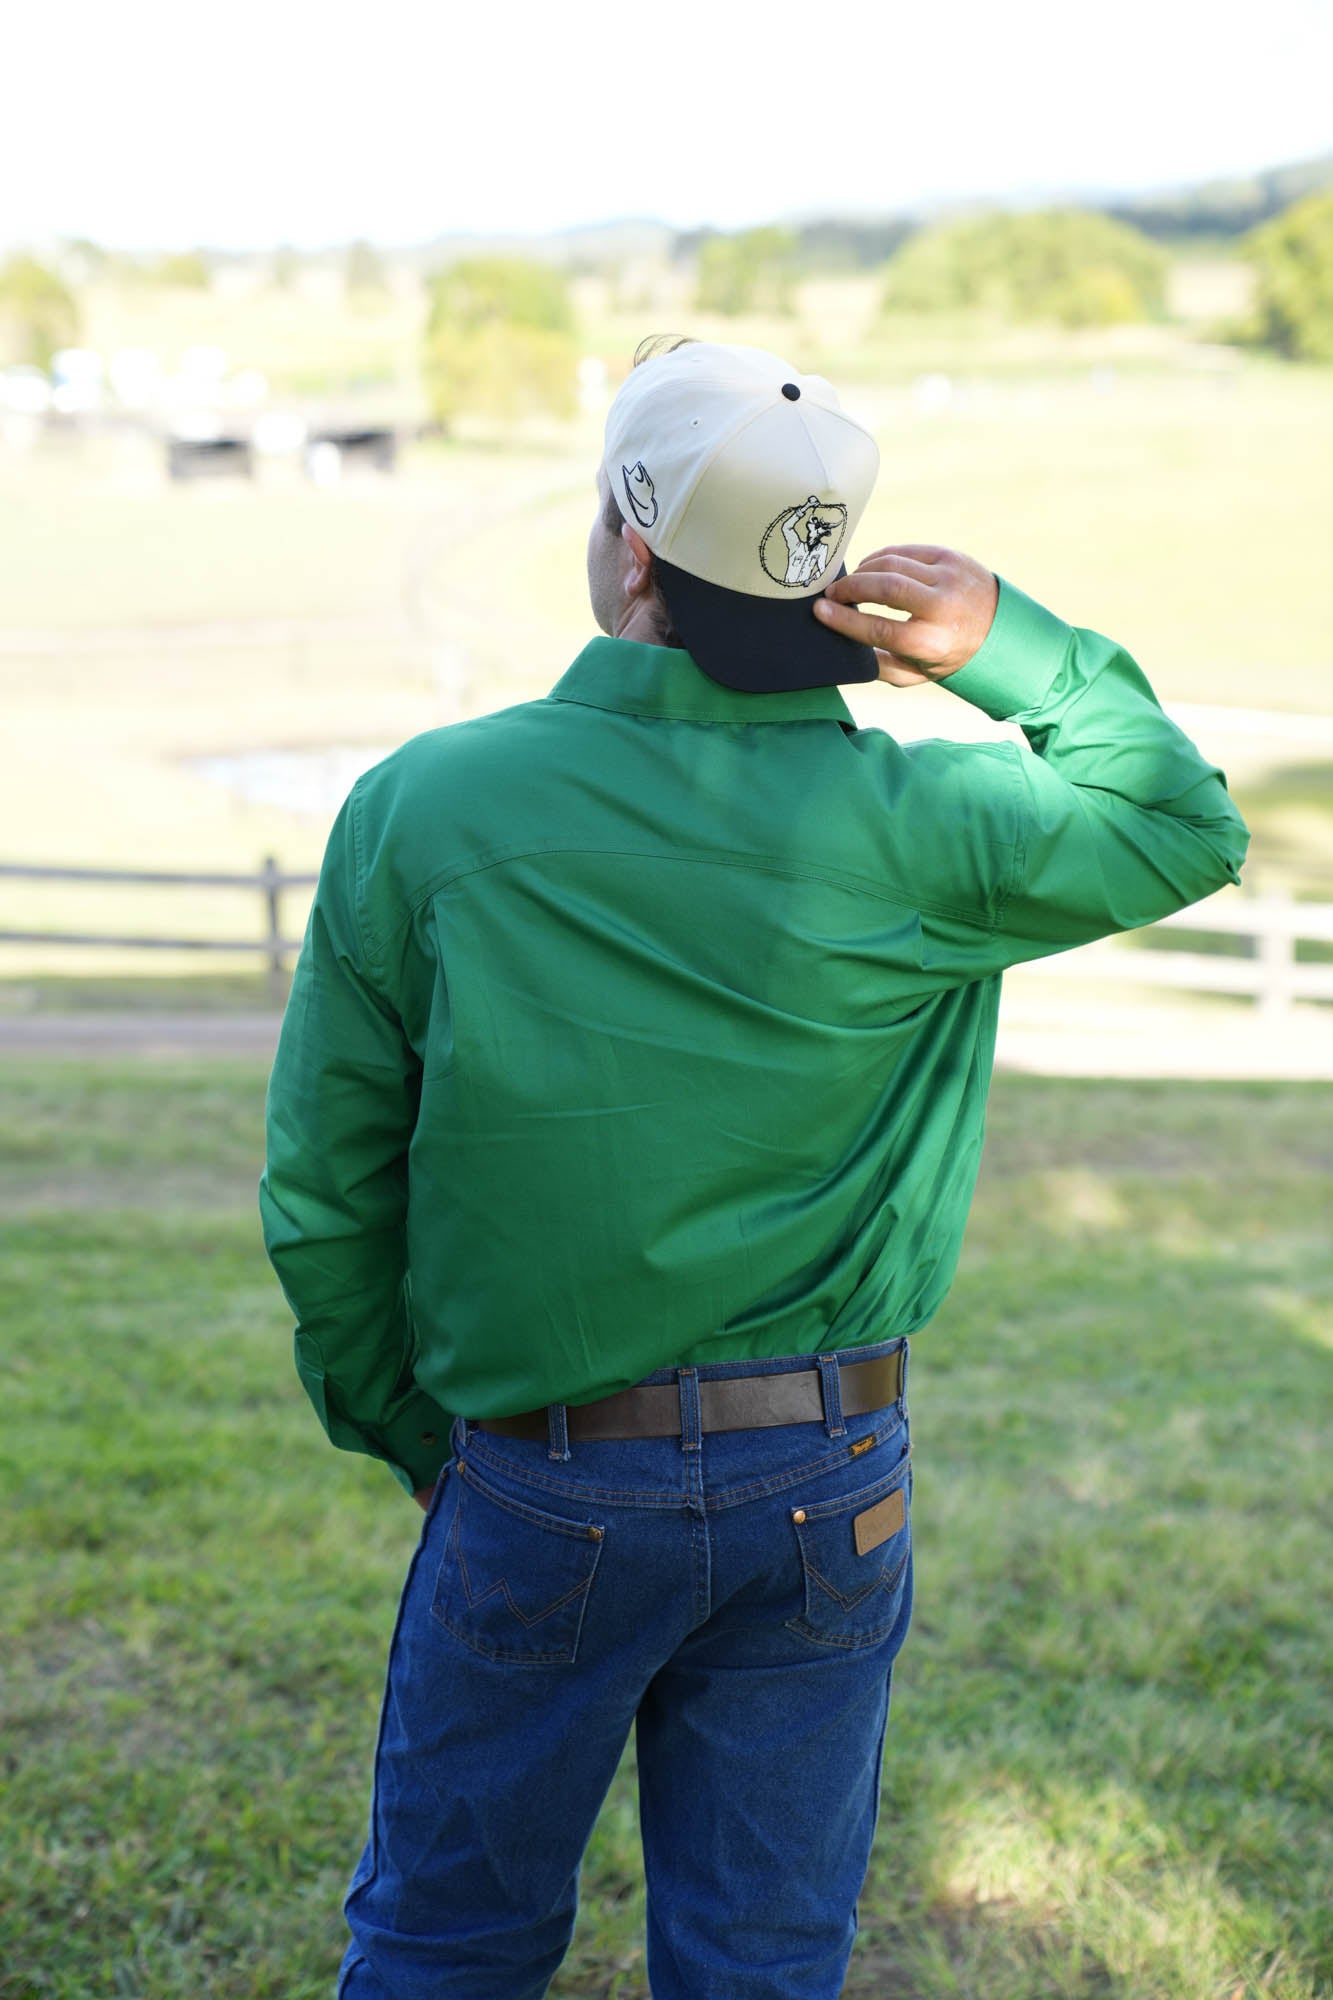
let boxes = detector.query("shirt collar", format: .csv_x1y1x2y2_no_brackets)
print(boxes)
548,636,856,728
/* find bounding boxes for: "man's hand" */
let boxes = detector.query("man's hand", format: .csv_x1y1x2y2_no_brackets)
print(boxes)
814,544,999,686
414,1484,436,1512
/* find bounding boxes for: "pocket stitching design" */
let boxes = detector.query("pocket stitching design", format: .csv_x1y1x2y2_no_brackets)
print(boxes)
801,1536,910,1616
449,1505,600,1632
430,1462,606,1666
784,1454,912,1651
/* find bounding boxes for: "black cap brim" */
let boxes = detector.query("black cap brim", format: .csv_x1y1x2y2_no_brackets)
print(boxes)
655,559,878,694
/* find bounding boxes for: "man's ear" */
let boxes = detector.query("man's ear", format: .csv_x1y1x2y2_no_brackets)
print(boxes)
621,523,654,599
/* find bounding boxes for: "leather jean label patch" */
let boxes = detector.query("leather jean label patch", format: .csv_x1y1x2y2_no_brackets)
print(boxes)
853,1488,905,1558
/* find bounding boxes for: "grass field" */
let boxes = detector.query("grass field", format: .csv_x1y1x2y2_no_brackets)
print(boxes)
1,1059,1329,1999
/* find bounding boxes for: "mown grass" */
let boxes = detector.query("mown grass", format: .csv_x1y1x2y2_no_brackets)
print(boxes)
0,1062,1329,1999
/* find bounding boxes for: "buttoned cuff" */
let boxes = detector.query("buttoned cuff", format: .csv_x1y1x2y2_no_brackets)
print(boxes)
944,574,1075,721
373,1389,455,1494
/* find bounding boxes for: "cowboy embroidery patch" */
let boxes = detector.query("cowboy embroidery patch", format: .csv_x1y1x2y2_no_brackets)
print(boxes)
760,496,848,587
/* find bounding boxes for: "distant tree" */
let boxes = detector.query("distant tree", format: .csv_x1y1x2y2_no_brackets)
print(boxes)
696,227,799,316
881,207,1168,326
346,238,387,296
154,251,211,289
422,257,578,428
1236,189,1333,363
1106,148,1333,244
791,218,915,275
0,254,80,369
429,256,575,336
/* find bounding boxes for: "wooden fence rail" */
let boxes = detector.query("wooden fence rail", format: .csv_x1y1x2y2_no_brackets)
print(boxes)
1,866,1331,1023
0,857,317,989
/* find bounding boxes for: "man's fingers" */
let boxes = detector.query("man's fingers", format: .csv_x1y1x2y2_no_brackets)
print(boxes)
831,551,940,590
822,567,936,618
814,594,934,656
849,543,950,568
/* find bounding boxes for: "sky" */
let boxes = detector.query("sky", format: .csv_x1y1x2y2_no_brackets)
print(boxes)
6,0,1331,252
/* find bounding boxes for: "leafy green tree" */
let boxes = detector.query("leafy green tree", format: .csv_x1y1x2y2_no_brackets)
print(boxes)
696,227,799,316
429,256,574,336
881,207,1168,327
422,257,577,427
0,254,80,369
1236,189,1333,363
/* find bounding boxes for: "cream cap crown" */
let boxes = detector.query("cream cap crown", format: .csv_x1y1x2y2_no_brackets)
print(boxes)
603,342,880,603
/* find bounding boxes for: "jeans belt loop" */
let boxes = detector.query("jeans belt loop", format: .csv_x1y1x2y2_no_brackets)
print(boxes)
546,1402,571,1462
816,1354,847,1438
677,1367,702,1452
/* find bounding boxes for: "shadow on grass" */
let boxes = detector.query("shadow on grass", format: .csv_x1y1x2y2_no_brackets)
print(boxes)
848,1898,1117,1999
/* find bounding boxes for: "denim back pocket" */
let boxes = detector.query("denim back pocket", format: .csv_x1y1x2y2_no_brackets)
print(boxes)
784,1437,912,1651
431,1457,607,1666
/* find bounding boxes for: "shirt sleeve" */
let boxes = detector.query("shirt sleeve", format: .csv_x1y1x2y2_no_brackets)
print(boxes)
258,787,453,1495
940,573,1251,962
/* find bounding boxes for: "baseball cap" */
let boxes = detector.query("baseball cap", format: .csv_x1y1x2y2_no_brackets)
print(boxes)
602,340,881,693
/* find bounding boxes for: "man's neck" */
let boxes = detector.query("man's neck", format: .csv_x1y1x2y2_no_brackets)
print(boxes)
613,597,673,648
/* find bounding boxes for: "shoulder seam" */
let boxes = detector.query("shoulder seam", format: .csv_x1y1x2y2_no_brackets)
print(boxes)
993,742,1028,926
349,779,388,967
361,840,1002,962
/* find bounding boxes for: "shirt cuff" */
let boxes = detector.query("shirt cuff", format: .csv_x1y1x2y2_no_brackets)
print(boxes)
944,573,1075,721
374,1389,455,1494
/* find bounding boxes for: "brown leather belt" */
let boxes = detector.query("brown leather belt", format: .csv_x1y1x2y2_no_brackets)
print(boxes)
473,1347,903,1443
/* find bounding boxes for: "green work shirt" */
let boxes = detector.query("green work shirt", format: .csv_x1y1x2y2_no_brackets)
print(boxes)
259,576,1249,1493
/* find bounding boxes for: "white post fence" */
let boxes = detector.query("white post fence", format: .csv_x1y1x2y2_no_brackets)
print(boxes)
0,867,1331,1020
1018,888,1333,1025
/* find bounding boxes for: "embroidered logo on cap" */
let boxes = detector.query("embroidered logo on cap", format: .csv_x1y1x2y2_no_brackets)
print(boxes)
622,461,658,528
760,496,848,588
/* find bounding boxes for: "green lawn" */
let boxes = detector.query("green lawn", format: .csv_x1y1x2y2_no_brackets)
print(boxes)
1,1061,1328,1999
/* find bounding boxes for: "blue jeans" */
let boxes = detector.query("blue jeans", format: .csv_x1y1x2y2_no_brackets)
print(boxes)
338,1335,913,2000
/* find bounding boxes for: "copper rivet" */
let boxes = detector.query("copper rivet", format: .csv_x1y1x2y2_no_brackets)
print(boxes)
793,1509,806,1524
589,1526,603,1540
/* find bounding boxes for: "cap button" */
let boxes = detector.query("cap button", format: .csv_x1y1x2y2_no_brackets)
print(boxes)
781,383,801,401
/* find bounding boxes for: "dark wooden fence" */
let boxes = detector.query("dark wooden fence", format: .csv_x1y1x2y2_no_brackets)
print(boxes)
0,858,318,994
